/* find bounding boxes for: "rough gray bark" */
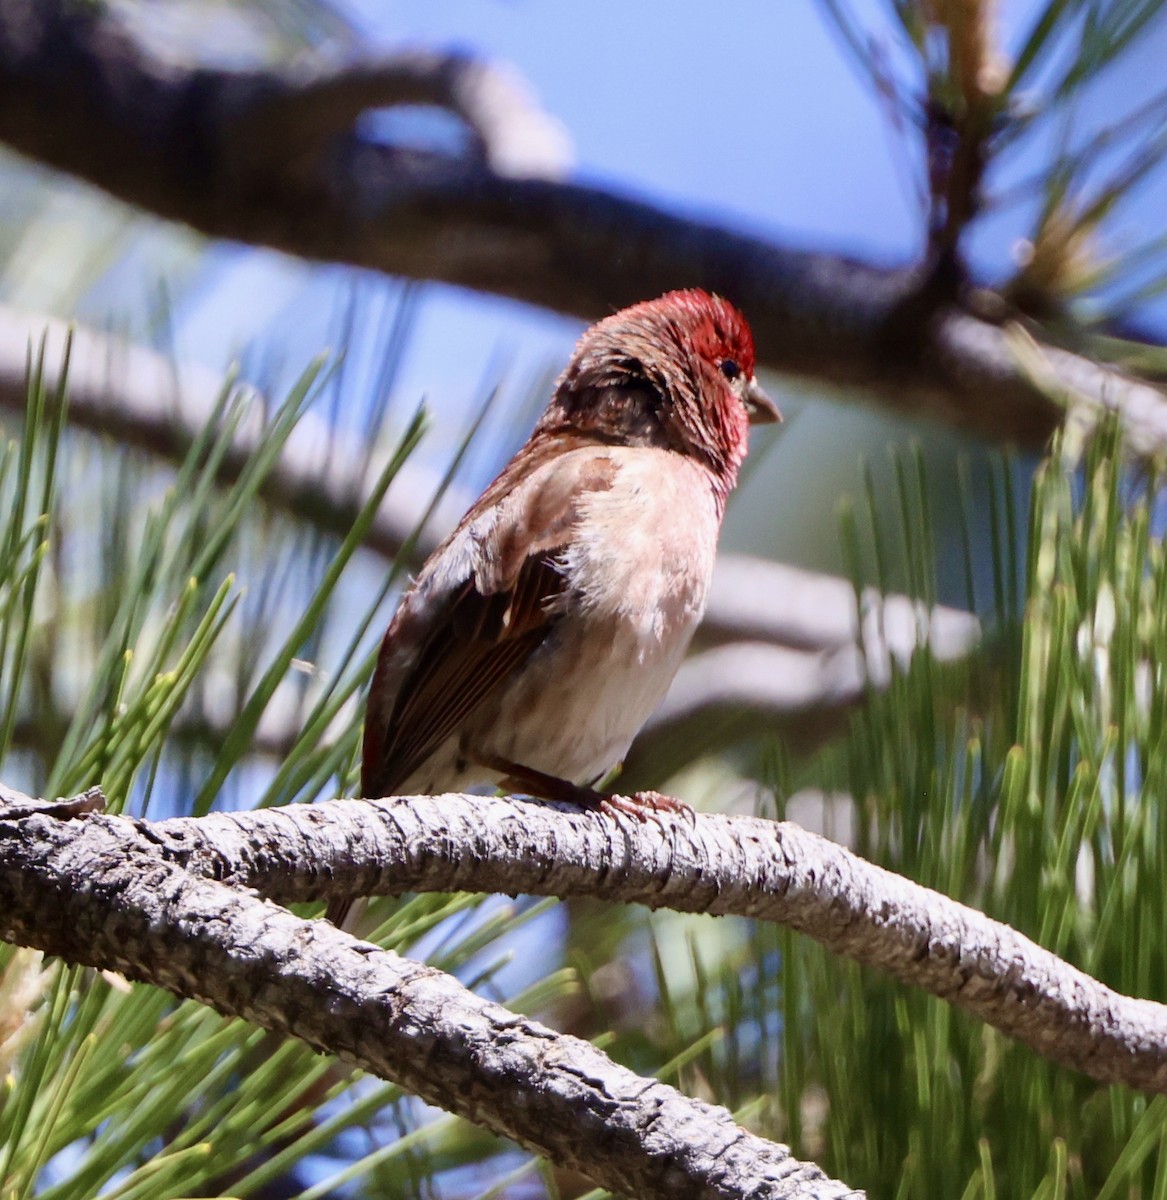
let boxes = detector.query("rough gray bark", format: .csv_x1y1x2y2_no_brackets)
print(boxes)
4,785,1167,1097
147,792,1167,1095
0,785,857,1200
0,0,1164,452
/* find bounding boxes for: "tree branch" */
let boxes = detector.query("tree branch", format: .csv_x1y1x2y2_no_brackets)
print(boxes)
0,788,857,1200
0,303,467,563
5,784,1165,1096
1,0,1163,452
139,791,1167,1096
230,49,572,180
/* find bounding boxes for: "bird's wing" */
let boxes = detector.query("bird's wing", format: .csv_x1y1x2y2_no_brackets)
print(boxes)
361,440,617,797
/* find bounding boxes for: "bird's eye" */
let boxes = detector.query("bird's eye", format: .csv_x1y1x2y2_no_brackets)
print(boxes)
719,358,741,381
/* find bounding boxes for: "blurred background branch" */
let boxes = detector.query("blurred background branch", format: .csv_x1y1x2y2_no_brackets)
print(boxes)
1,0,1164,452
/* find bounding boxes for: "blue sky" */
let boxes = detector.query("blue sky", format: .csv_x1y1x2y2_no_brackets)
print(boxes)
353,0,920,259
86,1,1167,584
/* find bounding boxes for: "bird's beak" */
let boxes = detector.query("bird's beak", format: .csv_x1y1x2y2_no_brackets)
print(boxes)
744,376,781,425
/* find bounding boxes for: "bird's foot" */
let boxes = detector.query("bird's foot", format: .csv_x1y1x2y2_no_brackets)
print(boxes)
601,790,695,823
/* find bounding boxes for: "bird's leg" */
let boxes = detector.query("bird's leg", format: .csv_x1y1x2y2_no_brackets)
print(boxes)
478,753,693,823
479,752,604,806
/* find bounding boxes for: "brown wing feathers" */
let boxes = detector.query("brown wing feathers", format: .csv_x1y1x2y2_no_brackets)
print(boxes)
360,441,616,799
372,558,565,792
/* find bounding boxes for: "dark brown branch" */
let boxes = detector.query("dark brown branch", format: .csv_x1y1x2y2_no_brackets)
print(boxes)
921,3,1006,280
0,791,858,1200
1,0,1164,452
231,49,571,179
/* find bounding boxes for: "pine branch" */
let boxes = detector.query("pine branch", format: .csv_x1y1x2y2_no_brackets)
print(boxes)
1,0,1164,452
0,304,467,564
5,785,1167,1098
149,791,1167,1095
0,785,858,1200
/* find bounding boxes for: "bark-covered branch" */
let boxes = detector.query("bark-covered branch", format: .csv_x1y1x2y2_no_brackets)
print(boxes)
1,0,1164,452
0,785,856,1200
230,48,572,180
152,792,1167,1095
0,305,982,780
6,785,1167,1096
0,303,468,564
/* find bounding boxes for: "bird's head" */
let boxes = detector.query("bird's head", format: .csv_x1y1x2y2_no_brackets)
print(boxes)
541,289,779,495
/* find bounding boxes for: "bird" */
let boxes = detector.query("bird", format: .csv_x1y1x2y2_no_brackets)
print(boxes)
328,289,778,925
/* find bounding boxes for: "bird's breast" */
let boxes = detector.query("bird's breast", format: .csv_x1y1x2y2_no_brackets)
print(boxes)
559,449,721,641
469,450,722,782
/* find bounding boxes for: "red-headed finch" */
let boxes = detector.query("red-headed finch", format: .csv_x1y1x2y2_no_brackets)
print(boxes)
330,290,778,923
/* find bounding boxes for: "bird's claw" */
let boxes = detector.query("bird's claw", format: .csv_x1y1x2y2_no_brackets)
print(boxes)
601,790,695,825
